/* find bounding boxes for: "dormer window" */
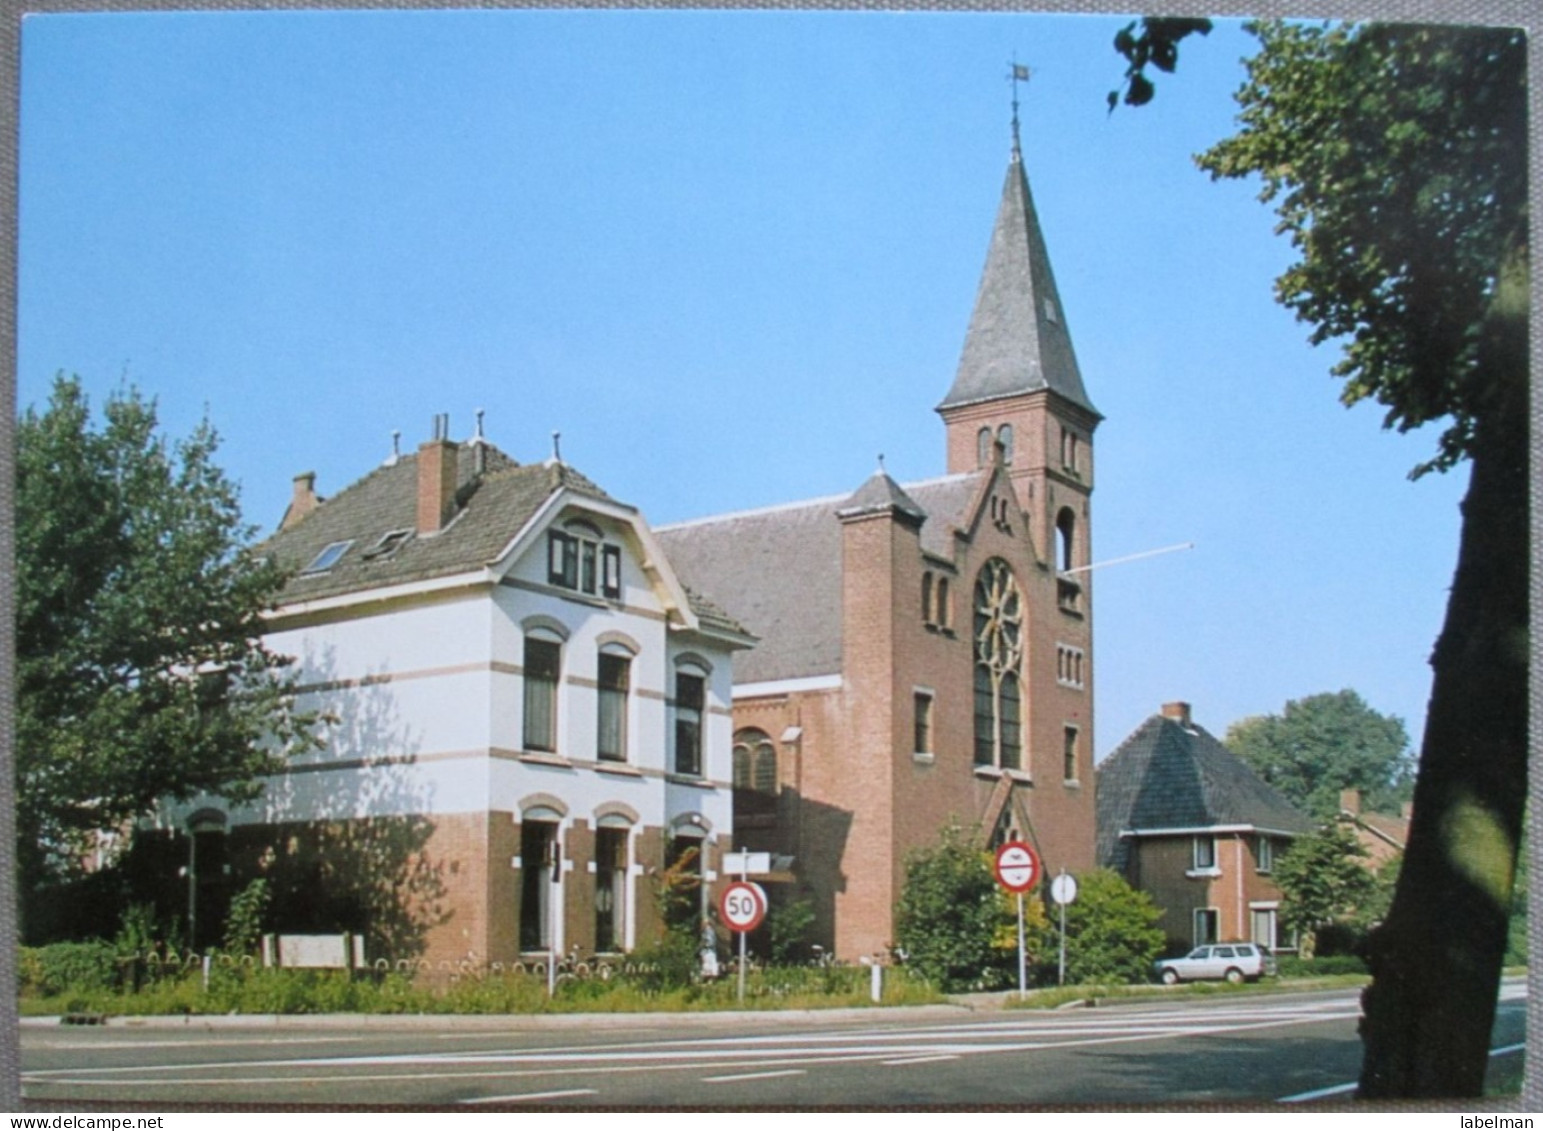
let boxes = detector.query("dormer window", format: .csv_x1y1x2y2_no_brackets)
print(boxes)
302,540,353,574
548,529,622,599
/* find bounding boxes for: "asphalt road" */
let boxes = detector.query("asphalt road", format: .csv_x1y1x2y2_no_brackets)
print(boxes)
21,982,1527,1109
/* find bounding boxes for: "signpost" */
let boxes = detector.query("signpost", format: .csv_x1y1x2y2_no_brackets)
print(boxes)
993,841,1042,995
718,877,767,1004
1049,870,1079,987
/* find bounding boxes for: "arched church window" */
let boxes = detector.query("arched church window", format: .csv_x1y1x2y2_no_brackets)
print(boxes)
973,558,1024,771
977,427,992,468
921,571,934,624
996,423,1015,466
1056,508,1077,573
733,728,777,795
936,577,951,629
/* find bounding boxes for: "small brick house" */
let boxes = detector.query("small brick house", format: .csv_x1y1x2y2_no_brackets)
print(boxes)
158,418,752,964
654,122,1101,960
1096,702,1314,953
1338,787,1411,870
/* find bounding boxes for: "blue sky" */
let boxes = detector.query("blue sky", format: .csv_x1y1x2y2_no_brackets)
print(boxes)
18,9,1468,759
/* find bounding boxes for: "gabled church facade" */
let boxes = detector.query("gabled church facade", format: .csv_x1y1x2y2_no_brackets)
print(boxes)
657,124,1102,959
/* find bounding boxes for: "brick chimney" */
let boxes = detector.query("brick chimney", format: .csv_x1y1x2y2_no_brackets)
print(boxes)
1161,701,1192,727
1340,788,1363,816
281,471,320,531
417,414,458,535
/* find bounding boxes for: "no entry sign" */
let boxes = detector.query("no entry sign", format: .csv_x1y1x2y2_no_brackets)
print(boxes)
994,841,1042,894
718,881,768,933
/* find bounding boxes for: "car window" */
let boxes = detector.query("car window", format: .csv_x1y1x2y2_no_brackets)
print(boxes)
1236,945,1256,956
1215,946,1236,958
1187,947,1209,959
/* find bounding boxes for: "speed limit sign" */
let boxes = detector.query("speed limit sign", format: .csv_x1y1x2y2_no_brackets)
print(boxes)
718,881,768,933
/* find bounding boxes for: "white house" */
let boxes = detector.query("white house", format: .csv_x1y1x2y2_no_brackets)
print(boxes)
162,415,752,965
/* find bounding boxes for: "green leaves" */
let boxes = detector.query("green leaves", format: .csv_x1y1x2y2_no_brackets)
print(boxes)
1196,22,1527,476
1058,870,1164,985
1225,689,1412,821
1108,17,1213,111
894,824,1015,991
1274,824,1378,938
17,375,322,898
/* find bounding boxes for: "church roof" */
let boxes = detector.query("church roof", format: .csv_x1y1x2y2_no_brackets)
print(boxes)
655,472,982,685
939,134,1097,417
1096,712,1314,873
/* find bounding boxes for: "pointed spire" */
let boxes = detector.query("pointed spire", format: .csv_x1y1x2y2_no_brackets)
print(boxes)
939,112,1098,418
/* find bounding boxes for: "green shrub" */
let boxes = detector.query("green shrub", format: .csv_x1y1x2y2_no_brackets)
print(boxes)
222,879,271,957
894,823,1016,991
1059,870,1165,985
766,897,817,965
627,929,704,993
1277,954,1368,977
20,941,119,996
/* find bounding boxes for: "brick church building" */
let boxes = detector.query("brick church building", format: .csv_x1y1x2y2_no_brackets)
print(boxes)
656,120,1102,960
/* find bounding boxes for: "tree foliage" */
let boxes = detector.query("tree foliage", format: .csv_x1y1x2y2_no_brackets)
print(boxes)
1273,825,1376,951
16,376,319,906
894,824,1013,991
1109,17,1213,110
1197,22,1526,477
1177,23,1528,1097
1058,869,1164,985
1224,690,1412,821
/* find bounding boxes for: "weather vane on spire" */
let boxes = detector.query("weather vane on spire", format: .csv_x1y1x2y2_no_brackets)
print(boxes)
1008,59,1031,153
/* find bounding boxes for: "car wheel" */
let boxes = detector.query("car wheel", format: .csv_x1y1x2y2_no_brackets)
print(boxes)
1224,967,1243,984
1160,968,1179,986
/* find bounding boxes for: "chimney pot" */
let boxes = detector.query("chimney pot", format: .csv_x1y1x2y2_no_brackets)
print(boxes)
281,471,320,530
1160,701,1192,727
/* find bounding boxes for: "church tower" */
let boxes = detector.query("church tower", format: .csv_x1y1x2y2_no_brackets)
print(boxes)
938,113,1101,589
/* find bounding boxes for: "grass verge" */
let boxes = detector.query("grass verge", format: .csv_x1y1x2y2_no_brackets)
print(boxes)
19,965,944,1017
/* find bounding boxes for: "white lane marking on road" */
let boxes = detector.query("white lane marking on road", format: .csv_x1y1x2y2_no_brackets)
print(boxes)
461,1088,598,1104
23,1053,902,1090
28,995,1366,1076
1279,1039,1526,1103
1280,1081,1359,1103
28,1006,1366,1089
703,1070,806,1083
882,1054,959,1066
35,1037,361,1051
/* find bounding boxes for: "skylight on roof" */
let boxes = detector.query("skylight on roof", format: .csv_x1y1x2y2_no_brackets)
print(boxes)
362,529,412,561
302,540,353,574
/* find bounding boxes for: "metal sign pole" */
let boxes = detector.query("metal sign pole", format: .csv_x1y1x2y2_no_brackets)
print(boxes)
1059,898,1067,986
1057,869,1068,987
1016,892,1027,995
737,846,748,1004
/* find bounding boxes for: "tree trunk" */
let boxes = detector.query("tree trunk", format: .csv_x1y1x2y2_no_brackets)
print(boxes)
1357,243,1530,1098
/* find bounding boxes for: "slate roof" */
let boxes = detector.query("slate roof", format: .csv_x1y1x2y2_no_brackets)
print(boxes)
655,472,984,685
836,468,927,525
261,444,744,636
939,138,1097,417
1096,713,1314,873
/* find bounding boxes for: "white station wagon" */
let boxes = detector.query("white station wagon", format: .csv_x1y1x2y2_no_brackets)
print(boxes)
1154,942,1277,985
